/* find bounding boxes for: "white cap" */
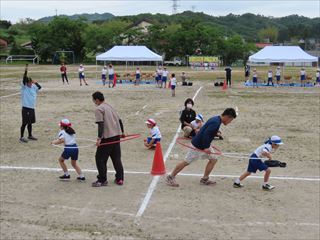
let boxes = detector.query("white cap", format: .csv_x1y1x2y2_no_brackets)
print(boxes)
59,119,71,127
195,114,204,122
145,118,156,126
270,135,283,145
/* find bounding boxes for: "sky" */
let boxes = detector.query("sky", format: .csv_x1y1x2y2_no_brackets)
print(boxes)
1,0,319,23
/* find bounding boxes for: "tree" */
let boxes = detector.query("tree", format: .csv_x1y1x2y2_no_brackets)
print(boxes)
258,26,279,42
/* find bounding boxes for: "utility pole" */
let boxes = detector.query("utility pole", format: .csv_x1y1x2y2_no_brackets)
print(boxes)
55,9,58,16
172,0,178,14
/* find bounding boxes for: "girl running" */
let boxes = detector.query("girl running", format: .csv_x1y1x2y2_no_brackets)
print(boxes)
233,135,283,191
51,119,85,181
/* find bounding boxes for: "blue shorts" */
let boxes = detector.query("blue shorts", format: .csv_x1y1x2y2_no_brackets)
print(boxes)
171,85,176,90
276,75,281,81
247,153,268,173
79,73,85,79
301,75,305,81
317,77,320,83
109,74,114,80
136,74,140,79
162,76,167,82
61,144,79,160
147,137,161,145
268,77,273,82
253,77,257,83
102,74,106,80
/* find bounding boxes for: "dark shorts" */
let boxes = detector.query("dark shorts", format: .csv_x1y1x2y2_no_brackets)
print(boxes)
109,74,114,80
171,85,176,90
162,76,167,82
253,77,257,83
102,74,106,80
276,75,281,81
22,107,36,124
247,153,268,173
268,77,273,82
79,73,85,79
301,75,305,81
245,72,250,77
61,144,79,160
147,137,161,144
136,74,140,80
317,77,320,83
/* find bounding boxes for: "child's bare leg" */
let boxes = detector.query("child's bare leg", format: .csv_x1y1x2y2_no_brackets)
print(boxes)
59,157,68,173
264,168,271,183
170,161,189,177
71,160,82,175
239,171,251,181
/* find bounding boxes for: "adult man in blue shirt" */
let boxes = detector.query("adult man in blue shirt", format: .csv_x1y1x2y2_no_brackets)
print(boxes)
166,108,237,187
20,65,41,143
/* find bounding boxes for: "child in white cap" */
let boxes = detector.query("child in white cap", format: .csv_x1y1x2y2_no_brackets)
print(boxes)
233,135,283,191
144,118,162,149
190,114,204,136
51,119,85,181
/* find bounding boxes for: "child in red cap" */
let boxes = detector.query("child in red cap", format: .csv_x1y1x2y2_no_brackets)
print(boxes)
144,118,162,149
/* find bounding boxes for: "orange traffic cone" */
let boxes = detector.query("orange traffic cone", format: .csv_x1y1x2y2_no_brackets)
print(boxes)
222,80,227,90
151,142,166,175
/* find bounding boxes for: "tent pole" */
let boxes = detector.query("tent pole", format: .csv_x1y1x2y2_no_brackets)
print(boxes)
96,60,98,81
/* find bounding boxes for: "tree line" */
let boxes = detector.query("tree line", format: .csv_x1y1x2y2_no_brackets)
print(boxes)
1,11,319,65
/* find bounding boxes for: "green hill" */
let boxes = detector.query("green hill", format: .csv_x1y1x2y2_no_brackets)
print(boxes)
37,12,115,23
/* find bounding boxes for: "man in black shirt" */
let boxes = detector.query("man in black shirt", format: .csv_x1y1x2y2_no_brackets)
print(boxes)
225,66,232,87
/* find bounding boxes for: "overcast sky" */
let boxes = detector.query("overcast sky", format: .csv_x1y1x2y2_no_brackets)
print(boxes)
1,0,319,23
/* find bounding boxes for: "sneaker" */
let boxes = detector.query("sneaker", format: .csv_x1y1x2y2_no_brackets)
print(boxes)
59,174,70,180
91,180,108,187
200,177,216,185
165,175,179,187
19,137,28,143
233,182,244,188
262,184,275,191
28,136,38,141
77,176,86,181
114,179,124,185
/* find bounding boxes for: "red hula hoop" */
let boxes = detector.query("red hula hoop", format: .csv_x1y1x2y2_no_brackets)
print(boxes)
98,134,141,146
176,137,222,155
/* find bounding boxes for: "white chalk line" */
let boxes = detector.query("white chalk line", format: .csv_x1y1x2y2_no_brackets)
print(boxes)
135,104,148,115
1,165,319,182
0,92,20,99
134,86,203,223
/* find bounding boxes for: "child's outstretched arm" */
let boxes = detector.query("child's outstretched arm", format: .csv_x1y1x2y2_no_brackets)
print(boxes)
261,151,272,160
51,138,64,145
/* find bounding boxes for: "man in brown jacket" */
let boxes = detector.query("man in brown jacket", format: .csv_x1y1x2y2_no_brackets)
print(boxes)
91,91,125,187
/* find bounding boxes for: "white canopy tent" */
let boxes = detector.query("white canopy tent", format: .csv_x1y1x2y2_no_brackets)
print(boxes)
96,45,162,64
249,46,318,64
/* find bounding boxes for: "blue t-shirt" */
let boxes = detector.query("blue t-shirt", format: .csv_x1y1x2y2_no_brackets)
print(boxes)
191,116,221,150
21,83,39,109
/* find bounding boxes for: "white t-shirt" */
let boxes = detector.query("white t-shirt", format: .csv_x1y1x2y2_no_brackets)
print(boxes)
108,68,114,75
136,70,140,74
102,68,107,75
316,72,320,78
150,126,161,139
162,70,169,77
171,77,176,86
79,67,84,73
276,70,281,76
253,72,257,78
58,130,76,145
268,72,272,78
300,70,306,76
253,143,272,158
157,69,163,76
190,120,201,129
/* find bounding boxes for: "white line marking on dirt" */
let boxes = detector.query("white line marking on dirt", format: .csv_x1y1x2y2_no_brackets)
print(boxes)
0,92,20,98
135,104,148,115
134,86,203,223
1,165,319,181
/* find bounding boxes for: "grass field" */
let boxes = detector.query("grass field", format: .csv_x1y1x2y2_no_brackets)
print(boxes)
0,64,319,240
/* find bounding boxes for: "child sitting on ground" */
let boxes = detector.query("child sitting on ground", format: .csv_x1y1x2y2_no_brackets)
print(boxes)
233,135,283,191
144,118,162,149
190,114,204,137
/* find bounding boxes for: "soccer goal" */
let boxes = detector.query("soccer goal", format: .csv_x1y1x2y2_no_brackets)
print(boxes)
6,55,39,64
52,51,75,64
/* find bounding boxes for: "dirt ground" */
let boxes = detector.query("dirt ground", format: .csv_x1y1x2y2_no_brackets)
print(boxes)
0,65,319,240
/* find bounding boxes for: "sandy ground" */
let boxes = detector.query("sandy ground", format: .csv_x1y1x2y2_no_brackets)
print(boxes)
0,65,320,239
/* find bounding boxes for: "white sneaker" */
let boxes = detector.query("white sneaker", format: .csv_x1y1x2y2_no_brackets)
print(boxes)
262,184,275,190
